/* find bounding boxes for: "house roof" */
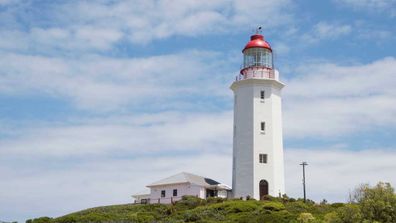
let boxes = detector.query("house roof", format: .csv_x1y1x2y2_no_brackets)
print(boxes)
132,188,150,197
146,172,231,190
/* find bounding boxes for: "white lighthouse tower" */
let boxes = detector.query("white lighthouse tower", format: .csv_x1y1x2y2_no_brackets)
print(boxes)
231,31,285,200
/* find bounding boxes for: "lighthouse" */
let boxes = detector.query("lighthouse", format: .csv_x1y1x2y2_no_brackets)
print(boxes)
231,31,285,200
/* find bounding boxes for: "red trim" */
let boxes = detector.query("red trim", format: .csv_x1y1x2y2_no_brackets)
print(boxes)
240,66,272,75
243,34,272,52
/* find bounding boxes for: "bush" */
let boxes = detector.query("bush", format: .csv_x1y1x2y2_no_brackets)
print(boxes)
25,217,52,223
26,182,396,223
206,196,226,204
53,216,77,223
174,195,205,210
336,204,362,223
182,210,202,222
78,212,112,222
323,212,341,223
258,210,295,223
330,203,345,208
352,182,396,223
210,200,259,213
262,202,285,212
262,195,284,202
297,212,315,223
285,201,310,213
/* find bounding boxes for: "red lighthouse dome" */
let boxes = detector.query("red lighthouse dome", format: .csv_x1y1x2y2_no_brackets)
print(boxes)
243,34,272,52
238,31,275,80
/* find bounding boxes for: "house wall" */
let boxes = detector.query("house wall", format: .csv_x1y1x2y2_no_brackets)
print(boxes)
149,183,204,204
132,194,150,204
217,190,228,198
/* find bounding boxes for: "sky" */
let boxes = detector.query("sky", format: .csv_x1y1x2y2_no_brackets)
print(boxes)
0,0,395,221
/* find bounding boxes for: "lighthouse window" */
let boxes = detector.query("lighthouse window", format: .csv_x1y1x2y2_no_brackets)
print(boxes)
260,91,265,99
243,48,273,69
261,122,266,131
259,154,268,163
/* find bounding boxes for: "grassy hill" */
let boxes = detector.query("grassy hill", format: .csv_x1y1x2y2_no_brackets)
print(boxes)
26,182,396,223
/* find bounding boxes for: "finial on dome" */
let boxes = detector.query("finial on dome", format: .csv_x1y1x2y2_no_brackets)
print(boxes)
256,26,262,34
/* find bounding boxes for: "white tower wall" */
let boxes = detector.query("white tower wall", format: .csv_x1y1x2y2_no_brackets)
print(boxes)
231,76,285,199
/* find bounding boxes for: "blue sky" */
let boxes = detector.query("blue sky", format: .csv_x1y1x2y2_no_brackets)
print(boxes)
0,0,395,221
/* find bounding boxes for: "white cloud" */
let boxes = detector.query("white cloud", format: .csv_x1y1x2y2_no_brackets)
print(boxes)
1,55,395,220
0,111,233,157
302,22,352,43
1,147,395,221
0,0,16,5
285,147,396,202
0,153,232,222
0,27,123,52
0,50,233,111
283,57,396,137
1,53,395,138
0,0,293,51
334,0,396,17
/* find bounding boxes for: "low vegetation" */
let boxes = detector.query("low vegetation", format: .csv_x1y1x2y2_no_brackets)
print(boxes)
27,182,396,223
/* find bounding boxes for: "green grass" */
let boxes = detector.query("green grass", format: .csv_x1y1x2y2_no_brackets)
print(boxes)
26,182,396,223
26,196,339,223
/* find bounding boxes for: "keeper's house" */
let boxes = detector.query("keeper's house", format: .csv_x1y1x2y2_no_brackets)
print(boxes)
132,172,231,204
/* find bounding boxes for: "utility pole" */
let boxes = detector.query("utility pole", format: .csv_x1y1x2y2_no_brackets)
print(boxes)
300,161,308,202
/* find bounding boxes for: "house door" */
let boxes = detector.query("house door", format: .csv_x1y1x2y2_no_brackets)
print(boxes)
259,180,269,200
206,189,218,198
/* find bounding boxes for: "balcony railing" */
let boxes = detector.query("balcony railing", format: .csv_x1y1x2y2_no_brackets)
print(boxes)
236,67,275,81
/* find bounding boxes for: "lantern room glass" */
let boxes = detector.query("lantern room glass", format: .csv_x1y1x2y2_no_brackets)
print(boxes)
243,48,273,69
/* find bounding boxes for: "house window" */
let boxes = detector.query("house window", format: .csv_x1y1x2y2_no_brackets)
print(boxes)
161,190,166,197
173,189,177,197
260,90,265,99
259,154,268,163
261,122,265,131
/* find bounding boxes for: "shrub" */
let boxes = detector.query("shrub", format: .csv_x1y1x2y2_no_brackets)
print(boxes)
129,212,155,223
78,213,111,222
330,203,345,208
210,200,259,213
352,182,396,223
258,210,294,223
174,195,205,210
123,213,155,223
53,215,77,223
182,210,201,222
262,195,283,202
297,212,315,223
336,204,362,223
26,217,52,223
262,202,285,212
227,202,258,213
227,212,259,223
206,196,226,204
323,212,341,223
286,201,310,213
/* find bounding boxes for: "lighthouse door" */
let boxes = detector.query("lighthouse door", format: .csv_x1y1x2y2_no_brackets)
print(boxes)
259,180,269,200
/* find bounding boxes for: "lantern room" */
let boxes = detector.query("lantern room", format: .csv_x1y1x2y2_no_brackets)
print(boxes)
238,33,276,80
